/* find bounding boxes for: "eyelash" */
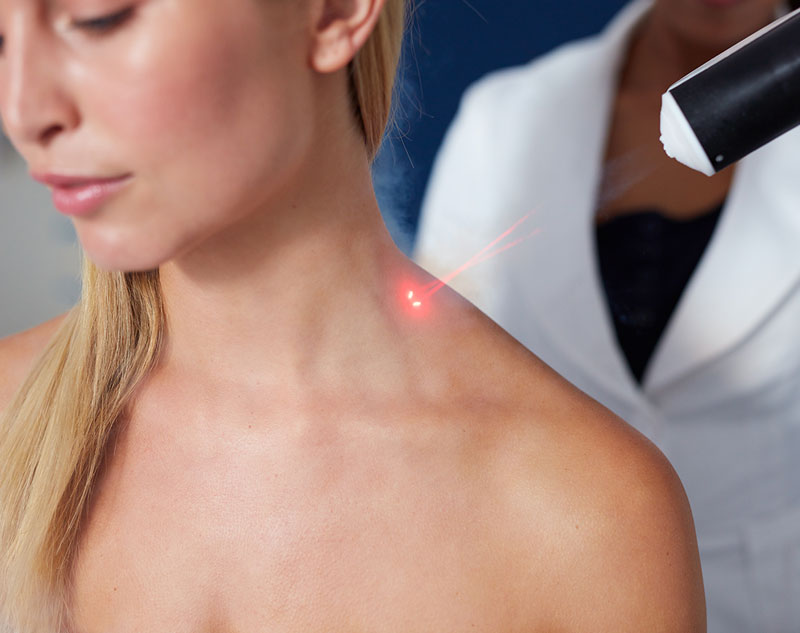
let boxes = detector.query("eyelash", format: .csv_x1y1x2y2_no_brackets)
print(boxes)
72,6,135,33
0,7,133,55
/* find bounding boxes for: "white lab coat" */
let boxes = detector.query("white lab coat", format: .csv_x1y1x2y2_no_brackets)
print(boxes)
415,2,800,631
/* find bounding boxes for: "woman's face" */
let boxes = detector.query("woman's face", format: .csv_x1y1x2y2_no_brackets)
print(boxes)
0,0,319,271
654,0,787,49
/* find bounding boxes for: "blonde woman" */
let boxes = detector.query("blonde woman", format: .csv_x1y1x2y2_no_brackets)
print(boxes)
0,0,704,631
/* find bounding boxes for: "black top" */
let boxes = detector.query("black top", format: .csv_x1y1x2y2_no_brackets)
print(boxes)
595,204,724,384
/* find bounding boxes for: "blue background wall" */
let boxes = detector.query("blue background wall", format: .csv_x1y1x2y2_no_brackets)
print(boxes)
373,0,630,252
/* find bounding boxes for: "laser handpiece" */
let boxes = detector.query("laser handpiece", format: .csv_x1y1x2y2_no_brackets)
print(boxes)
660,7,800,176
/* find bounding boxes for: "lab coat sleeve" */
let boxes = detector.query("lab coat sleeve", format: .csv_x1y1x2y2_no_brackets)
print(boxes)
413,84,498,304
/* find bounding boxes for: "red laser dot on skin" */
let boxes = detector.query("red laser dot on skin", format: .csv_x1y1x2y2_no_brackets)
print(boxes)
406,290,423,309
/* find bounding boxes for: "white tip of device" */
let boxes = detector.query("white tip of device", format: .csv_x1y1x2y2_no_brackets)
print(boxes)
660,91,716,177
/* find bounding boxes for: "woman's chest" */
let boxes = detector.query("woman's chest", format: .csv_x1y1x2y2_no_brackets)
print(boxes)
68,427,529,633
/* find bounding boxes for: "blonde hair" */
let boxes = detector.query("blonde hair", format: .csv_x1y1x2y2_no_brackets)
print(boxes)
350,0,406,159
0,2,407,630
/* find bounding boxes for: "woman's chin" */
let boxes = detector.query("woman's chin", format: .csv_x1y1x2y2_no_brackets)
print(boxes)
697,0,743,8
77,231,172,274
84,252,164,274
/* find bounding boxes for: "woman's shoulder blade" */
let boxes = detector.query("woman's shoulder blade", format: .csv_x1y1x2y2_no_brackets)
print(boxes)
0,315,67,416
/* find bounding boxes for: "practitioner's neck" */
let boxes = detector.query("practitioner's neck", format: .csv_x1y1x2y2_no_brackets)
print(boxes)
157,123,417,394
621,7,775,97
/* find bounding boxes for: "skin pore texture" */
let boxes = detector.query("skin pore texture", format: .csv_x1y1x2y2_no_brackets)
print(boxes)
598,0,786,223
0,0,705,631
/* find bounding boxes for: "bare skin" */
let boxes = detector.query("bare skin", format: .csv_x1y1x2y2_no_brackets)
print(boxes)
0,0,705,629
598,0,782,223
0,290,704,632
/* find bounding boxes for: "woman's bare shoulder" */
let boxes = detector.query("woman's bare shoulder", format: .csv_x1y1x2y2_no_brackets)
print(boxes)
488,366,706,631
427,301,705,631
0,315,67,414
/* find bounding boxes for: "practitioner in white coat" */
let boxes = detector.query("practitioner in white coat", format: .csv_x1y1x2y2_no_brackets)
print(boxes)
415,0,800,631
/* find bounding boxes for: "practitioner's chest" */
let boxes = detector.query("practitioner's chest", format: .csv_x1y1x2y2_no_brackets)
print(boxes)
69,415,530,633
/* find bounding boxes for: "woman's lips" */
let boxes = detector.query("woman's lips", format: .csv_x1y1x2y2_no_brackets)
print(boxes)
31,173,133,217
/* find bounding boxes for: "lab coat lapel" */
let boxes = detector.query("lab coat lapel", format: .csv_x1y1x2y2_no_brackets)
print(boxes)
644,127,800,394
501,1,652,406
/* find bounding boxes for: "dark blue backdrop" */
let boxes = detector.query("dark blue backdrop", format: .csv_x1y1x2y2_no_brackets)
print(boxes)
373,0,630,252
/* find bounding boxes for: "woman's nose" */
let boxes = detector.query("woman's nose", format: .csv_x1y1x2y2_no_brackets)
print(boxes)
0,23,80,150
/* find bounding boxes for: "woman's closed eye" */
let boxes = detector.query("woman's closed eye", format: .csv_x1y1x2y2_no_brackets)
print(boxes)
0,7,135,54
72,6,135,34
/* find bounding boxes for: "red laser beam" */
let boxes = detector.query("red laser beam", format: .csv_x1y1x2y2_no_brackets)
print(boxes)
407,213,541,310
469,229,542,266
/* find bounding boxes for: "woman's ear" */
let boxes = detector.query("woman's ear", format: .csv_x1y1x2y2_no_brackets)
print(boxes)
309,0,387,73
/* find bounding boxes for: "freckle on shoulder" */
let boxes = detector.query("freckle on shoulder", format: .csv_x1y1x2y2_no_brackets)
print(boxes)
0,314,68,415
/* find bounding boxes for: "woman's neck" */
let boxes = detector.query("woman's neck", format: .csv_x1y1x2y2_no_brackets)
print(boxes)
155,129,422,396
621,5,776,97
619,18,715,96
